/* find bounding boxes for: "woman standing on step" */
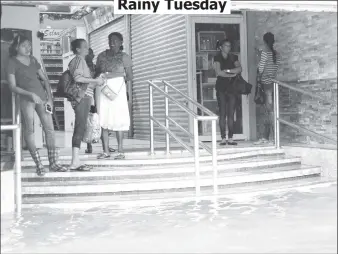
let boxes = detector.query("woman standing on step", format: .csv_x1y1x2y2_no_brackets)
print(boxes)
254,32,281,145
68,39,104,171
7,35,67,176
213,39,242,146
95,32,133,160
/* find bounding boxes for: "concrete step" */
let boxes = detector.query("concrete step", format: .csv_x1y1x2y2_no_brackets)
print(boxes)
22,164,318,196
21,155,299,177
20,147,284,167
22,170,332,208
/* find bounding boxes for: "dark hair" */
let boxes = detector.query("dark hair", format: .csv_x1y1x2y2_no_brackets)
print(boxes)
88,48,94,54
71,38,86,54
216,39,231,51
1,29,14,42
263,32,277,64
9,34,30,57
108,32,124,51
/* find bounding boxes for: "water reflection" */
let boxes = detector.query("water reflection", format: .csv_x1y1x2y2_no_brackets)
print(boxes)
2,184,337,253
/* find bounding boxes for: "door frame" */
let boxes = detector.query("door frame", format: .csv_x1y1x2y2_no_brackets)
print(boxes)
186,14,249,142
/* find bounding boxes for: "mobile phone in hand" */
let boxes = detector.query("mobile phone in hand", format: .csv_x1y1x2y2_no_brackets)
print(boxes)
45,104,52,114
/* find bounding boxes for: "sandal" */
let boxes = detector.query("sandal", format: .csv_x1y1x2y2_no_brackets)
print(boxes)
109,147,116,153
114,153,125,160
227,140,238,146
97,153,111,159
36,165,46,176
69,165,92,172
50,164,68,172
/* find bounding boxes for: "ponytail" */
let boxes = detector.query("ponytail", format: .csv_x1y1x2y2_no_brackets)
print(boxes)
268,43,277,64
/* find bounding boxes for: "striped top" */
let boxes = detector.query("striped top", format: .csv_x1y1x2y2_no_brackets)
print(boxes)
258,50,281,84
68,55,94,98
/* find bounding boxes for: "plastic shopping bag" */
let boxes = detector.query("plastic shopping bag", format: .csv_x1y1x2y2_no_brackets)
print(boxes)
82,112,101,143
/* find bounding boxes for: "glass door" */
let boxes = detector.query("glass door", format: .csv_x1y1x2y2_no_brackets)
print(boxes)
190,16,248,142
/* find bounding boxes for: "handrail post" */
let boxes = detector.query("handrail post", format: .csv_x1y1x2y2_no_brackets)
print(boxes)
15,107,22,216
274,82,280,148
164,85,170,154
193,119,200,196
149,85,154,155
211,119,218,194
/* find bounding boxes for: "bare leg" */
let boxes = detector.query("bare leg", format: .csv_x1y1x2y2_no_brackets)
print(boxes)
70,147,80,167
116,131,124,153
101,128,109,154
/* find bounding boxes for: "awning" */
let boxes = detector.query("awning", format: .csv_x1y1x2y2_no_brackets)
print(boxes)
1,1,337,12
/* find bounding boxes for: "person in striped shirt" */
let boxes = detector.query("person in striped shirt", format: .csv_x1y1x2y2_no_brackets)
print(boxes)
255,32,281,145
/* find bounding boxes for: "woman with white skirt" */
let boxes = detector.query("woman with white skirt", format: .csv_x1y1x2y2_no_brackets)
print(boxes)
95,32,133,160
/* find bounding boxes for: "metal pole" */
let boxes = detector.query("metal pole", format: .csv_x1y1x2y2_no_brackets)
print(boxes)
273,82,278,148
211,119,218,194
164,85,170,154
14,100,22,216
275,83,280,148
149,85,154,155
193,119,200,196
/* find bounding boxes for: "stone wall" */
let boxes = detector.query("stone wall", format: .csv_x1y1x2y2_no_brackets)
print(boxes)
253,11,337,145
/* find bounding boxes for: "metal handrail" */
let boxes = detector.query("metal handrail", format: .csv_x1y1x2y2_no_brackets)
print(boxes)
272,79,337,147
148,80,218,196
0,92,22,216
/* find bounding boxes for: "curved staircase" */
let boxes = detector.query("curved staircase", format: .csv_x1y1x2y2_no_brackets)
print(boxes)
19,145,328,208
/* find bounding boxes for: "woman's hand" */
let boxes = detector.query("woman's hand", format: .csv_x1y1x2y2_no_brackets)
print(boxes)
47,98,54,109
30,93,43,104
95,76,105,86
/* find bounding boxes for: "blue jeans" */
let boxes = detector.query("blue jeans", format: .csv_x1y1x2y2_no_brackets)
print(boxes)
20,99,55,153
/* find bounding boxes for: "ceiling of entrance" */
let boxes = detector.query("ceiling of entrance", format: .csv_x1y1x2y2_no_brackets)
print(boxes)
38,5,98,21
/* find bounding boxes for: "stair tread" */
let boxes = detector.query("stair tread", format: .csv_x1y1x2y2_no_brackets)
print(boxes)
21,155,299,175
20,148,285,167
22,177,334,205
22,164,319,188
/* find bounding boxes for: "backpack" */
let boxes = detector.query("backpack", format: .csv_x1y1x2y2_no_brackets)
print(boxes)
56,69,73,98
56,56,86,102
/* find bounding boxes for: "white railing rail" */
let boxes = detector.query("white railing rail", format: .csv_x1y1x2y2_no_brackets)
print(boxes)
272,79,337,147
0,93,22,215
148,80,219,196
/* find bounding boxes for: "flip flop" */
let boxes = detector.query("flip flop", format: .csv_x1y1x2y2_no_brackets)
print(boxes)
69,165,92,171
109,148,116,153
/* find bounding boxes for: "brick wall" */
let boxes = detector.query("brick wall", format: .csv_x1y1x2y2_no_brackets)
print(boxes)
253,11,337,145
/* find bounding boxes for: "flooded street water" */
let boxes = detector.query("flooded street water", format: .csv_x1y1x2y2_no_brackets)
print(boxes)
1,184,337,253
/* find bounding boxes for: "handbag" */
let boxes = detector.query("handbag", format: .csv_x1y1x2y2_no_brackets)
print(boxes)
254,69,266,104
232,75,253,95
101,78,124,101
254,83,266,105
58,56,87,102
82,112,101,143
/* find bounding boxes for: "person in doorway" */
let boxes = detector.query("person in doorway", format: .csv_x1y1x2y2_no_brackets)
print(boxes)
95,32,133,160
7,35,67,176
213,39,242,146
68,39,104,171
254,32,281,145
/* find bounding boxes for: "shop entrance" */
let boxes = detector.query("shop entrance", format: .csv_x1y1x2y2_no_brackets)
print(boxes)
189,15,249,142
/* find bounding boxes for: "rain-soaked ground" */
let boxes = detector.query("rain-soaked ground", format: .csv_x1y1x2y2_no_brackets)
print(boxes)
1,184,337,253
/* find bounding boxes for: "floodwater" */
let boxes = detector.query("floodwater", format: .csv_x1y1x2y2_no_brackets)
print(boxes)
1,184,337,253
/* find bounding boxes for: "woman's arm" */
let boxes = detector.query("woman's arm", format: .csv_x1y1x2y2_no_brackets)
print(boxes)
213,62,236,78
258,51,267,74
37,68,53,103
70,57,101,84
229,59,242,74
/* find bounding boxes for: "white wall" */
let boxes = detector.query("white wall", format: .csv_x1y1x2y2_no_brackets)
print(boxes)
2,5,43,148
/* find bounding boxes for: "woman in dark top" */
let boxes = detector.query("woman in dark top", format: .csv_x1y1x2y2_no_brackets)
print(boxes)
7,35,67,176
84,48,116,154
213,39,242,145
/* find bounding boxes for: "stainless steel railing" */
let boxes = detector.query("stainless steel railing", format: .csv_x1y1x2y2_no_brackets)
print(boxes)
0,93,22,215
148,80,219,195
272,79,337,147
